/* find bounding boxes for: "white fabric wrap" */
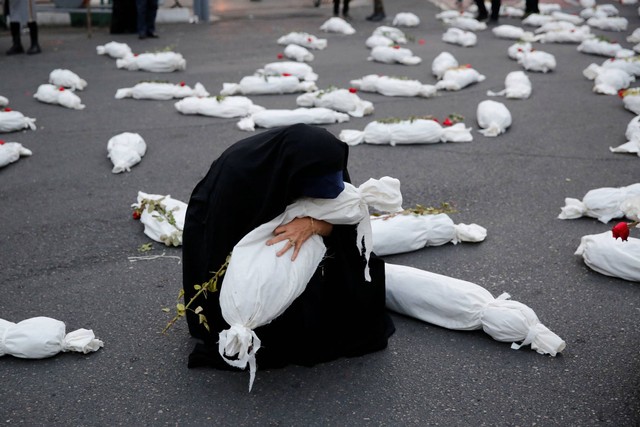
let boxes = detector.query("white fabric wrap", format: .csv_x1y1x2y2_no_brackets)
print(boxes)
0,110,36,133
175,96,264,118
0,96,8,107
558,183,640,222
261,61,318,82
436,68,486,91
508,42,533,60
116,82,209,100
221,76,316,96
442,28,478,47
237,108,349,132
492,25,535,41
96,41,132,58
384,263,566,356
107,132,147,173
132,191,187,246
372,26,407,44
392,12,420,27
34,84,85,110
477,100,512,137
284,44,314,62
277,32,327,50
339,120,472,146
0,142,32,168
295,90,374,117
623,93,640,115
368,46,422,65
432,52,459,79
365,34,395,49
116,52,187,72
575,232,640,282
0,317,103,359
319,17,356,34
578,39,622,57
487,71,532,99
444,16,487,31
350,75,436,98
49,69,88,91
592,68,634,95
218,177,402,391
517,51,556,73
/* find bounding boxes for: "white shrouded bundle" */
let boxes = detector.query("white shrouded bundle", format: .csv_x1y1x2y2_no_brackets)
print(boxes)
368,45,422,65
372,26,408,44
575,232,640,282
218,177,403,391
392,12,420,27
551,11,585,25
534,20,576,33
537,26,594,44
539,3,562,14
350,75,437,98
578,38,623,57
175,96,265,118
371,213,487,256
116,82,209,100
96,41,132,58
0,141,32,168
610,115,640,155
277,32,327,50
621,196,640,221
501,6,525,18
586,17,628,32
558,183,640,223
220,75,317,95
517,50,556,73
296,89,374,117
442,27,477,47
384,263,566,356
259,61,318,82
435,10,474,20
237,108,349,132
435,67,486,91
580,0,596,7
116,52,186,72
131,191,186,246
432,51,459,79
581,4,619,18
49,69,87,91
508,41,533,60
627,28,640,43
621,89,640,114
283,44,314,62
588,68,634,95
33,84,85,110
319,17,356,34
616,49,636,59
492,24,536,41
588,57,640,77
0,317,103,358
107,132,147,174
477,100,512,137
0,96,7,107
365,34,395,48
522,13,554,27
339,119,473,146
444,16,487,32
487,71,532,99
0,109,36,133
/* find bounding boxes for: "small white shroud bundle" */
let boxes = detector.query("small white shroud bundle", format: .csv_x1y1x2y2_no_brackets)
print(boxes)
575,231,640,282
175,96,265,118
116,52,187,72
116,82,209,100
444,16,487,32
33,84,85,110
442,27,477,47
0,317,103,358
49,69,88,91
584,67,634,95
131,191,187,246
319,17,356,34
283,44,314,62
551,11,585,25
522,13,554,27
277,32,327,50
392,12,420,27
296,88,374,117
107,132,147,173
384,263,566,356
627,28,640,43
220,75,317,95
218,177,403,391
586,17,628,32
492,24,536,41
371,213,487,256
435,10,474,20
517,50,556,73
621,89,640,115
435,66,486,91
476,100,512,137
96,41,133,58
339,118,473,146
368,45,422,65
487,71,532,99
508,41,533,60
578,38,623,57
0,109,36,133
372,26,408,44
365,34,395,48
350,75,437,98
259,61,318,82
586,57,640,77
237,108,349,132
558,183,640,223
610,115,640,155
0,141,32,168
0,96,7,107
432,51,459,79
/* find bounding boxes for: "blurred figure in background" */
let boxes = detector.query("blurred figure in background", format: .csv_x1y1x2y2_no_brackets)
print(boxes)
366,0,385,22
5,0,41,55
333,0,350,19
136,0,159,39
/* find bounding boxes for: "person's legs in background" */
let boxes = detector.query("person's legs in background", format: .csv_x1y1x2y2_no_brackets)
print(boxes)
474,0,488,20
366,0,385,21
6,21,23,55
145,0,158,37
27,20,40,54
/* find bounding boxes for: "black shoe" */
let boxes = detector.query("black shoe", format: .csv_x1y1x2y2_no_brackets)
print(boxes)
342,13,351,20
366,12,385,22
488,16,499,24
146,32,159,38
476,12,488,21
26,44,41,55
138,34,147,39
6,44,24,55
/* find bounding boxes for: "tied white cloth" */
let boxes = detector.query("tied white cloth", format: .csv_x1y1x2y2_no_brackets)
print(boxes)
435,67,486,91
218,177,403,391
132,191,187,246
575,231,640,282
517,51,556,73
583,57,640,79
34,84,85,110
0,110,36,133
107,132,147,173
296,89,374,117
220,75,317,96
259,61,318,82
175,96,265,118
536,25,593,43
477,100,512,137
49,69,87,91
392,12,420,27
350,75,436,98
277,32,327,50
442,27,477,47
0,317,103,359
319,17,356,34
492,25,536,41
368,45,422,65
372,26,407,44
384,263,566,356
0,96,8,107
96,41,132,58
487,71,532,99
508,41,533,60
444,16,487,32
116,82,209,100
432,51,459,79
237,108,349,132
0,141,32,168
116,52,187,72
283,44,314,62
339,119,473,146
622,91,640,115
558,183,640,223
610,116,640,155
365,34,395,49
587,16,628,32
578,38,623,57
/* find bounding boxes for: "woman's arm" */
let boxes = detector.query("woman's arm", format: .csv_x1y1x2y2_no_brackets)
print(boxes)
266,216,333,261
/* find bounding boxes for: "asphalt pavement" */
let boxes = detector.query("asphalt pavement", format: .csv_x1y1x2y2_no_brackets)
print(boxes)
1,0,639,425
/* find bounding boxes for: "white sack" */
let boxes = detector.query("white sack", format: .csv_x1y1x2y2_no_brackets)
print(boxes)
33,84,85,110
175,95,265,118
49,69,87,91
365,34,395,48
220,75,317,96
277,32,327,50
537,26,594,43
116,82,209,100
392,12,420,27
0,96,7,107
587,16,628,31
621,196,640,221
551,11,585,25
260,61,318,82
320,17,356,34
592,57,640,77
627,28,640,43
487,71,532,99
116,52,187,72
0,317,103,358
436,10,474,20
96,41,133,58
477,100,512,137
517,50,556,73
237,108,349,132
508,41,533,60
0,141,32,168
368,45,422,65
350,75,436,98
384,263,566,356
442,27,478,47
578,38,623,57
492,24,536,41
432,51,459,79
339,119,473,146
296,88,374,117
0,109,36,132
501,6,525,17
107,132,147,173
435,67,486,91
539,3,562,14
522,13,554,27
558,183,640,222
575,231,640,282
621,89,640,114
372,26,408,44
591,68,634,94
534,21,576,33
283,44,314,62
611,115,640,154
132,191,187,246
444,16,487,31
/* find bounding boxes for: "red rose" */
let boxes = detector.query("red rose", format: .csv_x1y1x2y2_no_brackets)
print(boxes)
0,140,5,145
277,53,284,59
180,81,186,87
442,118,453,127
133,210,141,220
418,39,426,45
134,53,139,57
348,87,357,93
59,87,65,91
393,45,400,49
612,221,630,241
282,73,292,77
618,89,626,98
3,108,11,112
307,37,313,42
465,64,471,68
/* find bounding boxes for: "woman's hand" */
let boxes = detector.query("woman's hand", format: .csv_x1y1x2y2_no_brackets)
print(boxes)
266,217,333,261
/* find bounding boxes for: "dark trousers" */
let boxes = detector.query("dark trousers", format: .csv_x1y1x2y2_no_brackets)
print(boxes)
333,0,350,15
136,0,158,36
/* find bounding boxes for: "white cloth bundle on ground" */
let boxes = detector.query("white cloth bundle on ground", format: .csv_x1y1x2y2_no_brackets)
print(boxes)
616,49,636,59
220,75,317,95
49,69,87,91
218,177,403,390
578,38,623,57
508,41,533,60
132,191,186,246
296,88,373,117
368,45,422,65
175,95,265,118
517,50,556,73
116,82,209,100
539,3,562,13
384,263,566,356
277,32,327,49
580,0,596,7
492,24,536,41
621,89,640,114
585,57,640,77
444,16,487,32
259,61,318,81
107,132,147,173
432,52,459,79
487,71,532,99
284,44,314,62
587,17,628,31
522,13,555,27
627,28,640,43
611,115,640,154
392,12,420,27
442,27,477,47
551,11,585,25
0,141,32,168
435,10,474,20
237,107,349,131
575,231,640,282
589,68,634,94
582,4,619,18
339,119,473,146
0,109,36,132
435,67,486,91
372,26,408,44
96,41,132,58
0,317,103,358
319,17,356,34
371,213,486,255
534,20,577,33
621,196,640,220
0,96,7,107
116,52,186,72
477,100,512,137
536,26,594,43
365,34,395,48
350,75,436,97
558,183,640,222
33,84,85,110
500,6,525,18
